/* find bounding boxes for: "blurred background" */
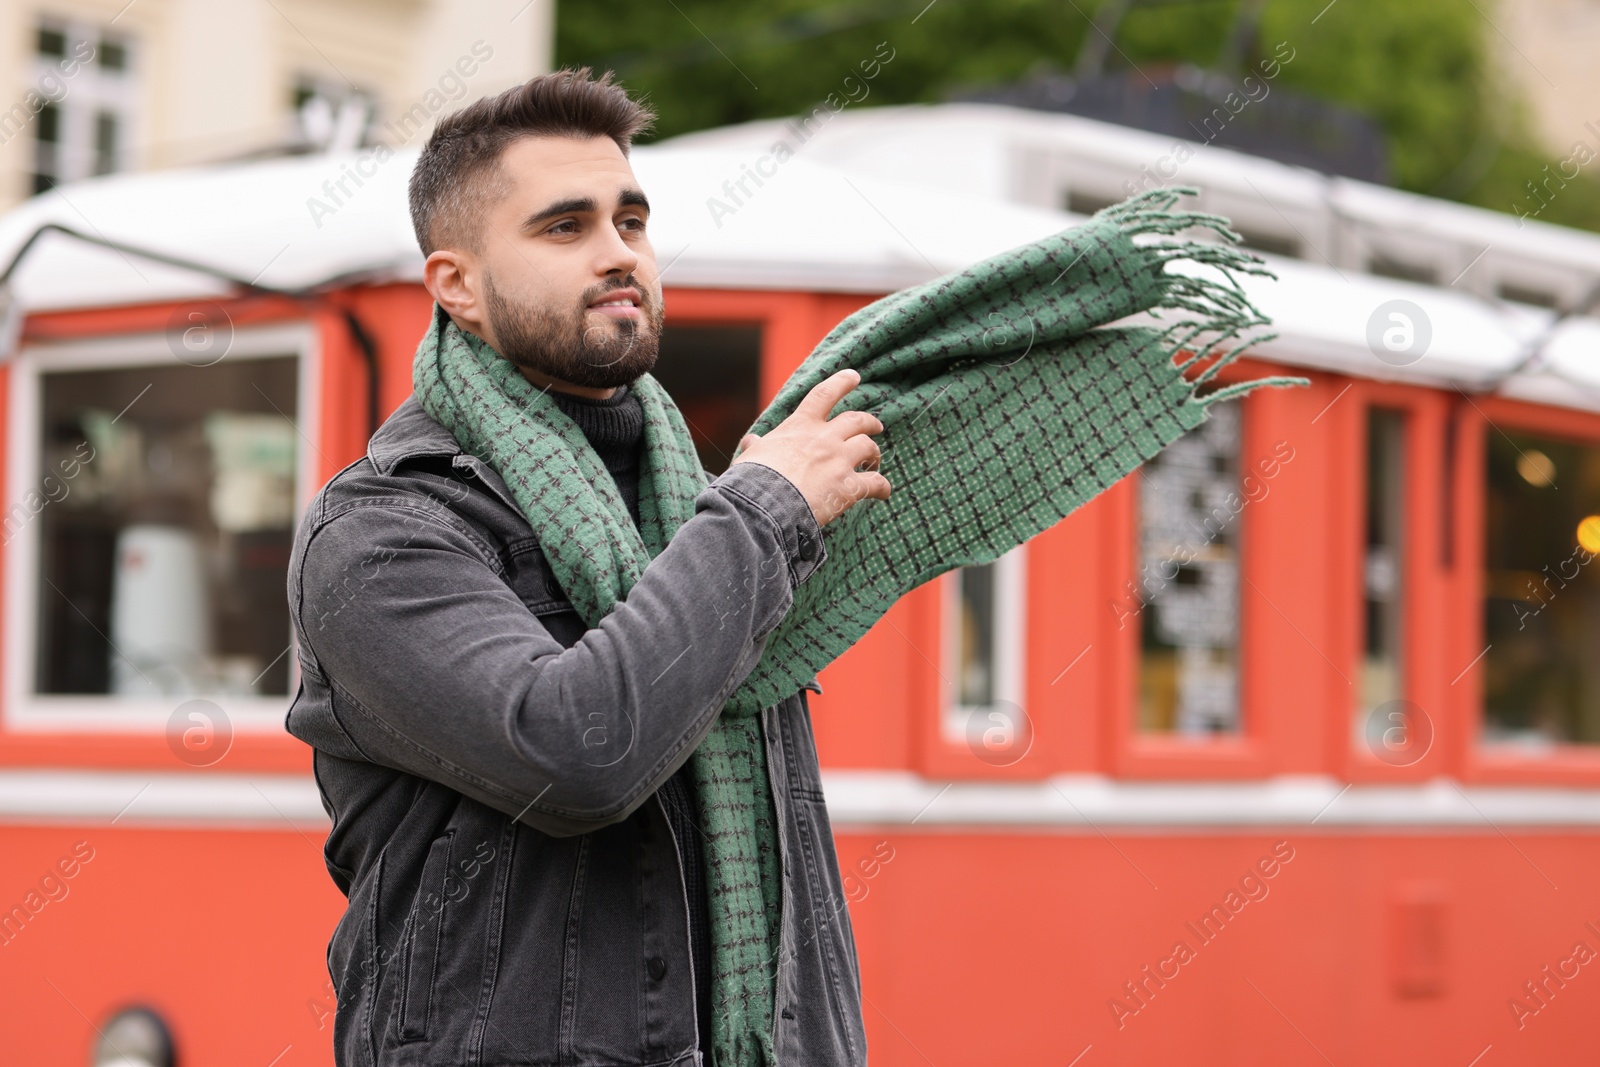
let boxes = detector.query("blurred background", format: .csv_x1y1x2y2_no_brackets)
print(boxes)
1,0,1599,1064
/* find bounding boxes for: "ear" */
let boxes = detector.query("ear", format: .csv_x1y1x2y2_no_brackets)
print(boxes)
423,250,486,334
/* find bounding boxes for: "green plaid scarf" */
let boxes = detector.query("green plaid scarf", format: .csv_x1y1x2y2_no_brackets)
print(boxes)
412,187,1304,1064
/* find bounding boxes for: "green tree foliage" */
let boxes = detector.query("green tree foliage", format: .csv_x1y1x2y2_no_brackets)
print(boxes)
556,0,1600,232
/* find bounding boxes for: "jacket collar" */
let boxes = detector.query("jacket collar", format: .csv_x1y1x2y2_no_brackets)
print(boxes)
366,394,466,476
367,394,529,519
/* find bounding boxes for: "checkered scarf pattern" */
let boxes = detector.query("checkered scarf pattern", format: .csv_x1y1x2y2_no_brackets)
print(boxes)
412,187,1303,1065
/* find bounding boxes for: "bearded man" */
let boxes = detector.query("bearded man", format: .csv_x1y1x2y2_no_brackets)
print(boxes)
287,68,883,1067
285,46,1298,1067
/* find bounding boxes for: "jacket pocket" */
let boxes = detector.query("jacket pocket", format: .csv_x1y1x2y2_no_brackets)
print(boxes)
398,831,454,1043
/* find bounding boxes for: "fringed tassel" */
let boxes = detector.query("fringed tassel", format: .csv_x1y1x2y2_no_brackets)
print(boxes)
1096,186,1309,407
1199,375,1309,406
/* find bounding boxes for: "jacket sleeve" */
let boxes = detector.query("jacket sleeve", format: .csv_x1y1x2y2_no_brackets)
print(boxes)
290,460,827,838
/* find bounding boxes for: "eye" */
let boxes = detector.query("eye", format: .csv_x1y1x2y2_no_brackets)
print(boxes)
548,219,578,235
619,215,646,232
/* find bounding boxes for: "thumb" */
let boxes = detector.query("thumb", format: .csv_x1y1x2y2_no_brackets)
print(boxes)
737,432,759,454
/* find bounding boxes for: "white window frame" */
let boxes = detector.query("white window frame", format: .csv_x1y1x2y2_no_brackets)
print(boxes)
32,16,140,187
939,543,1028,742
4,320,320,733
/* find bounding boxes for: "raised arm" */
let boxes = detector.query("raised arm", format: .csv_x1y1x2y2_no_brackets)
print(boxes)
291,460,825,838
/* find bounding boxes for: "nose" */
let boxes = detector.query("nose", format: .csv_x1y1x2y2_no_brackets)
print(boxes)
594,220,639,279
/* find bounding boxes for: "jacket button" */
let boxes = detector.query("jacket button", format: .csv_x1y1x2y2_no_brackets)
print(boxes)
796,527,817,562
647,956,667,980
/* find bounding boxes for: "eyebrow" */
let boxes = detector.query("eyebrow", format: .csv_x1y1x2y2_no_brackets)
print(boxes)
521,188,651,231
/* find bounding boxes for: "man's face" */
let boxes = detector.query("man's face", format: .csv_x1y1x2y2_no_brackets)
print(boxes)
448,134,665,392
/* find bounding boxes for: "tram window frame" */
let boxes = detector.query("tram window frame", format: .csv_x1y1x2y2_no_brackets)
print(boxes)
936,546,1030,764
1103,360,1291,779
1460,396,1600,782
1338,384,1449,782
2,319,319,739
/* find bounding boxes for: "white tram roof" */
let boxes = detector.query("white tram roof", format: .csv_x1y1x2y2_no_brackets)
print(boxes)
1,103,1597,413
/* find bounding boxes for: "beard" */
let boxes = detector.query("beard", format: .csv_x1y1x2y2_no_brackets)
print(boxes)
482,269,664,389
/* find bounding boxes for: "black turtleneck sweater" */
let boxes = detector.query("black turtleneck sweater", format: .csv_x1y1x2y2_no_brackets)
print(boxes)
546,383,715,1051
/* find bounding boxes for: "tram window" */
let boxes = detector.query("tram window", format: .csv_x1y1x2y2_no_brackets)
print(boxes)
1064,190,1118,217
1136,402,1242,735
1482,430,1600,745
1233,228,1300,259
1360,409,1406,729
650,324,763,475
1498,283,1560,310
956,564,996,706
30,356,299,699
942,545,1026,737
1369,255,1437,285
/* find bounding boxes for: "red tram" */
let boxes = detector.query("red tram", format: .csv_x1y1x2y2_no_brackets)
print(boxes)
3,105,1600,1065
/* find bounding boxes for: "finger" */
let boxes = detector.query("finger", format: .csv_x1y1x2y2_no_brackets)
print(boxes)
826,408,884,439
845,433,882,470
857,471,892,501
794,368,861,422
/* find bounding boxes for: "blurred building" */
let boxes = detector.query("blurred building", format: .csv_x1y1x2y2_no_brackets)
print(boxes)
0,0,554,212
1498,0,1600,160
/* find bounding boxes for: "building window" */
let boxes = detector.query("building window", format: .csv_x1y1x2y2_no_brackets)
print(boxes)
99,37,128,72
1137,402,1243,735
1361,408,1406,724
93,109,118,175
33,104,60,196
22,353,300,705
29,19,135,195
37,25,66,58
292,74,375,151
1482,429,1600,746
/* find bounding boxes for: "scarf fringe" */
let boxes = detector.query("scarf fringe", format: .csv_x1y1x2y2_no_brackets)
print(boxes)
1098,184,1309,407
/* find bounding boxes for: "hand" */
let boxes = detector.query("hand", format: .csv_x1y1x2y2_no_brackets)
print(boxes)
730,369,891,527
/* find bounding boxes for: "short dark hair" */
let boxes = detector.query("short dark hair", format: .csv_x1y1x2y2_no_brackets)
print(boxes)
408,66,656,256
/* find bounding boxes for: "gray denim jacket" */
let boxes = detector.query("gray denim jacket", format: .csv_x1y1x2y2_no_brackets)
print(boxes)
285,395,868,1066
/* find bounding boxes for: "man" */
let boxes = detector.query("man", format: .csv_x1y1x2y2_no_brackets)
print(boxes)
286,67,886,1066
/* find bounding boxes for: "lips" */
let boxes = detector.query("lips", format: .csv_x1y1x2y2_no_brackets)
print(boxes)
588,287,642,319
